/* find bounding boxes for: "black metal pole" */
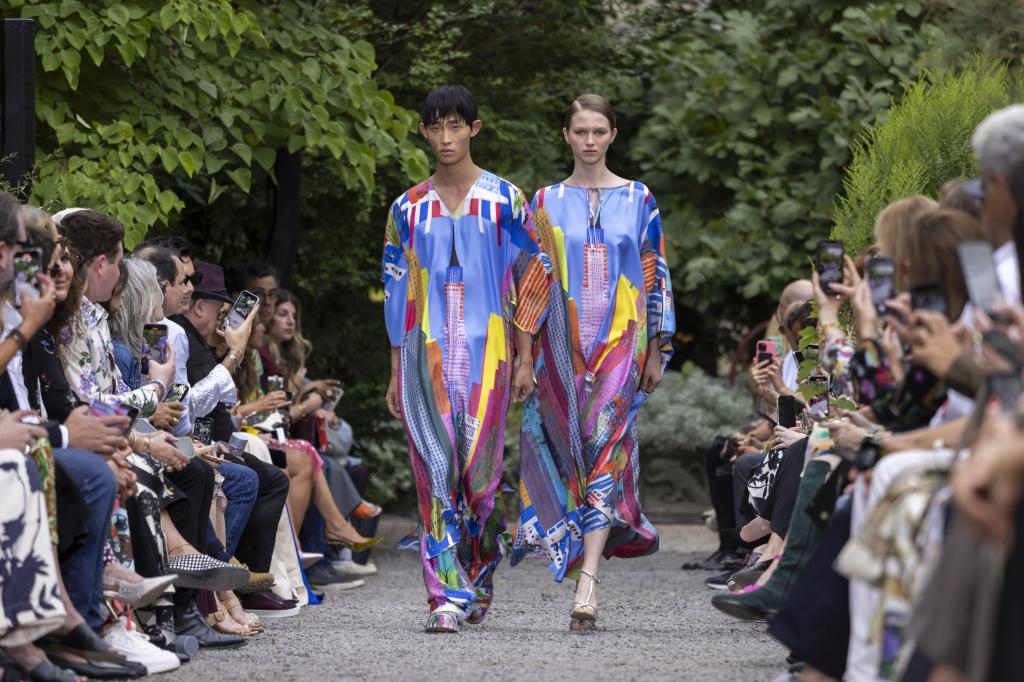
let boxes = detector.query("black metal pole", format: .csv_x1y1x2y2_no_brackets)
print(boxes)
0,18,35,196
267,149,301,284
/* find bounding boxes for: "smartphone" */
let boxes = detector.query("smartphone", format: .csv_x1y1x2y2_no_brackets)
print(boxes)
223,290,260,331
807,376,830,418
756,340,778,365
88,398,139,435
778,395,798,429
165,383,190,403
322,387,344,413
910,282,948,317
957,241,1002,313
816,240,844,296
805,344,820,364
867,255,896,315
142,323,169,364
987,372,1023,414
193,416,213,445
13,247,43,306
266,375,285,392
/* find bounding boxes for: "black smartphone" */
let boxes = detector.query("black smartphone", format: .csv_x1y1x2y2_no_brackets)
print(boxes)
910,282,948,317
807,376,830,418
958,241,1002,313
223,290,260,331
987,372,1023,414
193,416,213,445
142,323,169,364
778,395,798,429
165,383,189,403
14,247,43,306
867,255,896,315
816,240,844,296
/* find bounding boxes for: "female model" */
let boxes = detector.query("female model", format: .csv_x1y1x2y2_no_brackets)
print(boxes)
513,94,675,631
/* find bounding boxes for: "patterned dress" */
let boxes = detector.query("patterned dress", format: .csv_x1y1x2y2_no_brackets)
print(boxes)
512,181,674,582
382,171,551,618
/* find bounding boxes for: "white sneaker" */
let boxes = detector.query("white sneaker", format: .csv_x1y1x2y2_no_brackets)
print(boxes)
103,617,180,675
332,560,377,577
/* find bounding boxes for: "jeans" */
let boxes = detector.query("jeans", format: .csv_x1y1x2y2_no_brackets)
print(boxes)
214,462,258,557
53,448,117,631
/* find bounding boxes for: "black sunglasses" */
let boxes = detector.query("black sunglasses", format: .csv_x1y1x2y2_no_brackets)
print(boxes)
183,273,203,286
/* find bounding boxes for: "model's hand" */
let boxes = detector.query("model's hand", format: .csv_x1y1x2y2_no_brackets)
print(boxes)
641,340,664,393
511,354,534,403
385,375,401,419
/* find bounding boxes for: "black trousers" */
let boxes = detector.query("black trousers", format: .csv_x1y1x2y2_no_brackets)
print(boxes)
705,441,736,533
165,458,215,549
768,494,852,680
765,439,807,538
233,450,289,573
732,451,763,529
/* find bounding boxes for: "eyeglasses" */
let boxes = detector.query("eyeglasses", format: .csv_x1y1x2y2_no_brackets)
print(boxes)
251,288,278,300
183,273,203,287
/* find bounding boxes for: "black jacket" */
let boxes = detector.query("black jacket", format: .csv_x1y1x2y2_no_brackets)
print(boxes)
170,314,235,442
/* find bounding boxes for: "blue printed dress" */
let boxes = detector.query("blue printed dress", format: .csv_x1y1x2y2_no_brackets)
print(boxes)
512,181,674,582
382,171,552,619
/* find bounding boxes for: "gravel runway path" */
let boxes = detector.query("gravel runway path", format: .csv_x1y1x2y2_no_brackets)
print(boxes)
171,521,785,682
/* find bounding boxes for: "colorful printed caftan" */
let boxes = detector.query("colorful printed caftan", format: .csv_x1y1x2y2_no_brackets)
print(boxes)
382,171,551,618
512,181,674,582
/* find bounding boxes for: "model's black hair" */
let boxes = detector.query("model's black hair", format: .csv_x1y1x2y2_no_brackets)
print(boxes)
421,85,478,126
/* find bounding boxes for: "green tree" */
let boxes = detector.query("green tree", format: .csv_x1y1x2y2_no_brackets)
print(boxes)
833,60,1023,254
628,0,940,350
6,0,427,245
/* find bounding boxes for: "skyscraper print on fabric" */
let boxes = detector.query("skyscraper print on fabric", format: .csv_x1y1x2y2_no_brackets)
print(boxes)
382,170,551,618
512,180,674,583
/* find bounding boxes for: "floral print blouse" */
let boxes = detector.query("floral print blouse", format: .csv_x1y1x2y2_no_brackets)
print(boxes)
57,297,160,416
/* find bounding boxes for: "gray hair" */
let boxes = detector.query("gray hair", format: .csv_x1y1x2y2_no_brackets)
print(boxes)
972,104,1024,177
110,258,163,357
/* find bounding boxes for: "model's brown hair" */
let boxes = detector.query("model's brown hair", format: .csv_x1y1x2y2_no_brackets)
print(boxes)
564,94,617,129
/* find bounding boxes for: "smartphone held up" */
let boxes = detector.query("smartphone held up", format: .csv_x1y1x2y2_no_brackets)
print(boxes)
13,247,43,307
223,290,260,331
816,240,844,296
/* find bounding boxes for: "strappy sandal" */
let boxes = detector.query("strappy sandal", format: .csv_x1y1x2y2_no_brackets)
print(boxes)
220,595,263,634
424,612,460,634
570,569,600,632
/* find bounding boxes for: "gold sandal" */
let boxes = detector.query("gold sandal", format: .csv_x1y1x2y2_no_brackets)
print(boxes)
570,569,600,632
221,594,263,634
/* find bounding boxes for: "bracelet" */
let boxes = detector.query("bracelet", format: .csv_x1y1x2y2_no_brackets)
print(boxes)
6,327,26,351
147,379,167,399
144,437,152,455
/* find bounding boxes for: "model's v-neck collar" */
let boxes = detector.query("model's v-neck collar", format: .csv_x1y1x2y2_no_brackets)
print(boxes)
428,171,484,218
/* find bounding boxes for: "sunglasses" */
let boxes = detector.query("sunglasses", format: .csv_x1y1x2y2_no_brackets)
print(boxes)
183,273,203,286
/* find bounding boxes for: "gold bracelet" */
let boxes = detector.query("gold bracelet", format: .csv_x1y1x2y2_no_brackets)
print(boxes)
144,437,152,455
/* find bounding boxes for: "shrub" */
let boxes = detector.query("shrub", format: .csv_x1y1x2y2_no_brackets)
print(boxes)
832,59,1024,254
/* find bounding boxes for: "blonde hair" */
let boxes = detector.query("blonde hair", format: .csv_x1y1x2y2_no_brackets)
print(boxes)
873,195,938,290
